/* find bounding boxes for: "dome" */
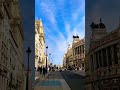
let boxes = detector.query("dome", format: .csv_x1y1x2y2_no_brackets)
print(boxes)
99,22,106,28
99,18,106,28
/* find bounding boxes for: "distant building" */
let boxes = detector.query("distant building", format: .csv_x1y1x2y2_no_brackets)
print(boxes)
35,20,45,69
85,19,120,90
63,53,67,68
0,1,25,90
72,35,85,70
66,44,73,69
63,36,85,70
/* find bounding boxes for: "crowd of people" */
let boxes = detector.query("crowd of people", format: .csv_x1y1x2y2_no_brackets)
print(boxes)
37,66,54,77
37,66,47,77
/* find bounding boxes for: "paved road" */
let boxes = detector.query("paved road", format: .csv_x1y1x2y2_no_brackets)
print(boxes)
61,71,85,90
46,71,85,90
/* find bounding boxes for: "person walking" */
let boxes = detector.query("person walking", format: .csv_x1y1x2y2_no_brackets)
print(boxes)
39,67,42,74
42,67,46,78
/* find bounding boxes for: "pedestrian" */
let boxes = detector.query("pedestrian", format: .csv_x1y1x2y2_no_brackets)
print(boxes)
37,66,40,71
39,67,42,74
42,67,46,78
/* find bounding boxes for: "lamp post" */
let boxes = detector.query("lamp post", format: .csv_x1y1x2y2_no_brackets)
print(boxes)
46,46,48,72
26,47,31,90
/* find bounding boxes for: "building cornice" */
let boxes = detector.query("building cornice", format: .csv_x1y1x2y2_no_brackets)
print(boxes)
89,28,120,52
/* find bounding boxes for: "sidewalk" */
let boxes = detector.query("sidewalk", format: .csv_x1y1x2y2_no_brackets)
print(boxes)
34,72,71,90
35,71,51,85
34,79,71,90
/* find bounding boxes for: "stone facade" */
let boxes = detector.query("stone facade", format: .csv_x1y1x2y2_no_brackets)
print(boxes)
35,20,45,69
0,0,25,90
66,45,73,69
72,36,85,70
85,19,120,90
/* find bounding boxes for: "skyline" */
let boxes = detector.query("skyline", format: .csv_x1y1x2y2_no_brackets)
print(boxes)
35,0,85,65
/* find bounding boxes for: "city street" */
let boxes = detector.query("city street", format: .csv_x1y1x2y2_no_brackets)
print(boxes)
34,70,85,90
61,71,85,90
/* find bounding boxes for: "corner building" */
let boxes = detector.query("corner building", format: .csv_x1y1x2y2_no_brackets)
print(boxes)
85,19,120,90
0,0,25,90
72,36,85,70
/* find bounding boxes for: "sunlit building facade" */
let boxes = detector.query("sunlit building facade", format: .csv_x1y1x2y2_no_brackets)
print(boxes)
35,20,45,69
0,0,25,90
66,44,73,69
85,19,120,90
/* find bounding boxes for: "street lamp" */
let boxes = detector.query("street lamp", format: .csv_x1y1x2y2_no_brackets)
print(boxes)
26,47,31,90
46,46,48,72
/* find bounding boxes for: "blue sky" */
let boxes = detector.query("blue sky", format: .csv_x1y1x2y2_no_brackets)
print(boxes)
35,0,85,65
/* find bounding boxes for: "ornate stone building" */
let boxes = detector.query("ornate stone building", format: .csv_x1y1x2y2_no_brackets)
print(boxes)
0,0,25,90
63,45,73,69
35,20,45,69
72,35,85,70
85,19,120,90
66,44,73,69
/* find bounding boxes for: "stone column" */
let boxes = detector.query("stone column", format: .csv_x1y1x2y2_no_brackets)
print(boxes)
106,48,109,66
92,53,95,71
93,53,96,70
81,45,82,54
111,46,115,65
117,43,120,73
79,46,80,54
0,75,2,90
4,78,6,90
2,76,4,90
97,52,100,68
110,46,115,75
77,47,79,55
117,43,120,64
100,50,103,67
